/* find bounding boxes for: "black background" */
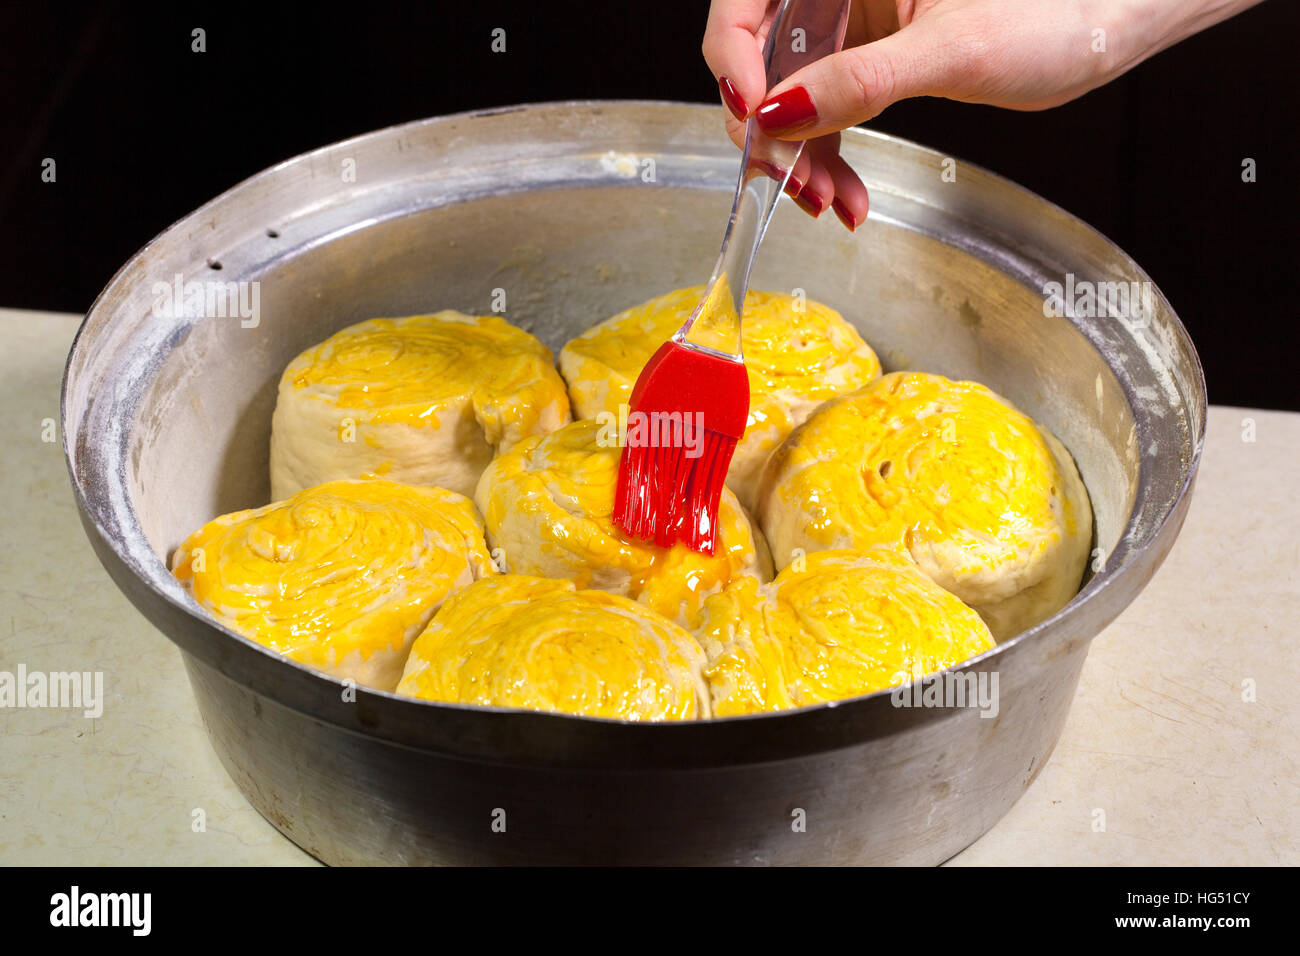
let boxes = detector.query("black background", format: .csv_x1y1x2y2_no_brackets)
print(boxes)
4,866,1281,937
2,0,1296,409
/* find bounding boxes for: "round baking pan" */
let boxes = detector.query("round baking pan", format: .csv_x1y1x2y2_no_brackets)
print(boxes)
61,101,1205,864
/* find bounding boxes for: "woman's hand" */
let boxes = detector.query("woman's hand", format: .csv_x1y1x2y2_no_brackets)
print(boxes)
704,0,1262,230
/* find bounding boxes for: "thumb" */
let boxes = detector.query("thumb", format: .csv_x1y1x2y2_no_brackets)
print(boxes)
755,27,953,139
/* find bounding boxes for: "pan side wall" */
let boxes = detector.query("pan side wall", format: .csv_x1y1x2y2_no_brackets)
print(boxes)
184,643,1087,866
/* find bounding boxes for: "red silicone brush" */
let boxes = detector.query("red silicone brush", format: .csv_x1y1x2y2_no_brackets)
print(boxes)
613,0,851,555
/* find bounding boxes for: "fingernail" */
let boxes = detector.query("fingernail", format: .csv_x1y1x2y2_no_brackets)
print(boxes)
750,158,803,195
718,76,748,122
793,188,827,218
832,197,857,231
755,86,818,136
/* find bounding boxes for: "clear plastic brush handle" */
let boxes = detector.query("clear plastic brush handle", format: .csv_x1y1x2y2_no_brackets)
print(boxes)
676,0,851,359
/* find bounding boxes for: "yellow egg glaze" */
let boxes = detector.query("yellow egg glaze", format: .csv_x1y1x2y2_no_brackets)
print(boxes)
397,575,710,720
757,371,1092,639
475,419,771,628
559,287,881,508
171,479,496,690
695,548,995,716
269,311,570,501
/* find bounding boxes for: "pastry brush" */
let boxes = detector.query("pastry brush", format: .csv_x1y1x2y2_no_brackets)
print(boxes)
613,0,851,554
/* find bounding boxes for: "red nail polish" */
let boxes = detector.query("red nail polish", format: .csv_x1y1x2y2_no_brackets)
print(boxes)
793,189,826,218
756,86,817,136
718,76,748,122
832,196,857,231
750,158,803,195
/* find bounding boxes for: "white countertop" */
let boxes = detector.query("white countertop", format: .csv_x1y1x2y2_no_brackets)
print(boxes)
1,308,1295,865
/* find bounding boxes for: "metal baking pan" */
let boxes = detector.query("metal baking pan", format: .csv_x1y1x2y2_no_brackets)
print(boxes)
61,101,1205,864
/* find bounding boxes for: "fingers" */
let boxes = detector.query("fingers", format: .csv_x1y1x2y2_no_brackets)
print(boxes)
788,149,814,199
821,147,869,230
743,134,866,230
704,2,870,232
791,136,867,230
755,27,952,139
792,148,834,218
702,0,773,120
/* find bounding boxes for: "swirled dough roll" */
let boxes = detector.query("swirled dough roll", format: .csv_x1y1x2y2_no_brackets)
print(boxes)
475,418,771,628
171,479,495,690
270,311,570,501
397,575,710,720
695,548,995,715
559,286,881,509
757,372,1091,639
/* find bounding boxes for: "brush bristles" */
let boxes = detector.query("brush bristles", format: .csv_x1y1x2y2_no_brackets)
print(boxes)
613,430,738,556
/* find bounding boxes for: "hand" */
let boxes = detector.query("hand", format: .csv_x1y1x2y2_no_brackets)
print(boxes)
704,0,1262,231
